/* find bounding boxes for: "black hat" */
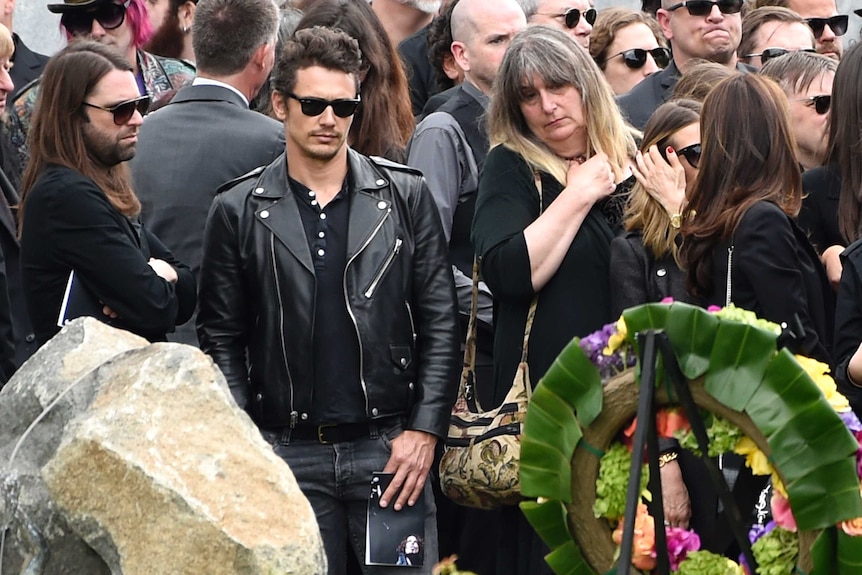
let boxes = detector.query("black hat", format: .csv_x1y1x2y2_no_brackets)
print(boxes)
47,0,111,14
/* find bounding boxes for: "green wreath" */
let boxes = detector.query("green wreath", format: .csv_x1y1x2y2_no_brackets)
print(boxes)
519,301,862,574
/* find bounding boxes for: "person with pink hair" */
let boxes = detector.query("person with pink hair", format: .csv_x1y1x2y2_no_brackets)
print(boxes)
7,0,195,167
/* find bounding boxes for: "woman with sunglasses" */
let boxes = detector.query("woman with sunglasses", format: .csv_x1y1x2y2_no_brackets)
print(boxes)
611,99,701,318
471,26,635,575
590,8,670,95
680,73,833,365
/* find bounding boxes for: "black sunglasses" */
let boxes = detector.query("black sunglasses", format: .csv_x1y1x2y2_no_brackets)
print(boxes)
796,94,831,115
61,0,131,36
804,15,848,38
666,0,743,16
286,92,361,118
537,7,597,29
83,95,151,125
609,47,671,69
743,47,817,65
676,143,702,168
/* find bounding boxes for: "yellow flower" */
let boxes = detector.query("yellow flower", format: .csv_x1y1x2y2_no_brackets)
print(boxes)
603,316,629,356
771,471,787,498
724,559,745,575
733,436,773,476
795,354,851,413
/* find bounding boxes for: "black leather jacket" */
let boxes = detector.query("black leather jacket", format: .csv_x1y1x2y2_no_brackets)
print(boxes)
197,150,459,438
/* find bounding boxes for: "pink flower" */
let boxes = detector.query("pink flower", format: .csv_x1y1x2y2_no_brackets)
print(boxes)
665,526,701,570
771,493,797,532
707,305,722,312
661,297,675,303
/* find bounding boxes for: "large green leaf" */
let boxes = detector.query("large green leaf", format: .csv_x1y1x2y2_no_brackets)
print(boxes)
704,320,776,410
767,403,858,476
811,527,838,575
521,436,574,502
746,349,822,438
837,529,862,574
663,302,720,380
540,340,603,426
520,499,573,549
622,303,670,341
784,458,862,530
544,541,598,575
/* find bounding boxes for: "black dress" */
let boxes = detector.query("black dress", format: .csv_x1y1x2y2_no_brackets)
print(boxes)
471,145,617,575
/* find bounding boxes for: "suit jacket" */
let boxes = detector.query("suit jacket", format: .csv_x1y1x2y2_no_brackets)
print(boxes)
20,166,196,347
9,35,47,102
617,60,754,130
130,83,285,345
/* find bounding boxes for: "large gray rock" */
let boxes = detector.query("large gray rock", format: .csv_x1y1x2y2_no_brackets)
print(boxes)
0,318,326,574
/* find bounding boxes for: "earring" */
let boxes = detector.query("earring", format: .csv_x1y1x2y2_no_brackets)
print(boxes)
182,26,189,33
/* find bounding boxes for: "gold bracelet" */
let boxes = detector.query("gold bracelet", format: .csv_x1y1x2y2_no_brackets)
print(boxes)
658,451,679,468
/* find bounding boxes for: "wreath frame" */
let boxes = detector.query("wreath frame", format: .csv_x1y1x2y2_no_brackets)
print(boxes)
519,302,862,574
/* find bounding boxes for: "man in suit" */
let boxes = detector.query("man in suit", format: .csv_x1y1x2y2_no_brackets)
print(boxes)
0,0,48,101
618,0,748,130
130,0,283,346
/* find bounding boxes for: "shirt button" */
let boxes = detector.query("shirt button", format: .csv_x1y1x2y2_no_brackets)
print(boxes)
301,413,309,421
320,213,327,220
371,407,379,416
318,231,325,238
308,190,315,197
656,268,667,277
376,179,386,186
260,210,270,219
377,201,387,209
253,187,264,195
311,200,318,206
317,249,325,256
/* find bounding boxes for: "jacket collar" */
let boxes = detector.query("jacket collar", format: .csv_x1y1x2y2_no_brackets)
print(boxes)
169,83,249,108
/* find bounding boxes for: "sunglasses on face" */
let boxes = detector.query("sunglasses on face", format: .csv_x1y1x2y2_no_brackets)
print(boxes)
743,47,817,65
666,0,743,17
804,15,848,38
608,47,672,69
537,7,597,29
796,94,831,115
286,92,361,118
61,0,131,36
676,143,702,168
83,95,151,125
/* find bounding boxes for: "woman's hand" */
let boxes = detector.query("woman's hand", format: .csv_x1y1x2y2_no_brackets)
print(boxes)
660,459,691,529
148,258,179,284
632,145,686,216
565,153,616,205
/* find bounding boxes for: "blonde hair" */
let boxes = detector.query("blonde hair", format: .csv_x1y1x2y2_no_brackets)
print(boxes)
487,25,636,185
0,24,13,61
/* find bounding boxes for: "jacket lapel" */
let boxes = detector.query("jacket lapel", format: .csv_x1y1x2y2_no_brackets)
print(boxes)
346,150,390,260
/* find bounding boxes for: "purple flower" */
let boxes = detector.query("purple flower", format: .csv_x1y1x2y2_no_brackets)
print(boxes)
665,527,700,570
740,521,777,573
842,411,862,433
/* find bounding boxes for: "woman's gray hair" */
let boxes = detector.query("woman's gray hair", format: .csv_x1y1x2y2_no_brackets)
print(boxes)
488,25,635,184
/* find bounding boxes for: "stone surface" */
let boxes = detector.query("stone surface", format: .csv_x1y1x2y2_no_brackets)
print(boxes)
0,318,326,575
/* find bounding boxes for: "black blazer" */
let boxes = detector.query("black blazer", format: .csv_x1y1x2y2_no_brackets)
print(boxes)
704,201,834,364
609,230,688,318
834,239,862,417
800,163,842,254
20,165,196,346
10,35,47,102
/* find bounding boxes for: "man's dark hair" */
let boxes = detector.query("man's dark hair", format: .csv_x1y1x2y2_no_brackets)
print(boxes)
428,0,459,92
192,0,279,76
271,26,363,96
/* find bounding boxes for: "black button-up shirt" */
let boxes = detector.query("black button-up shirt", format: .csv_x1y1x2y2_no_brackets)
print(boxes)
289,175,365,424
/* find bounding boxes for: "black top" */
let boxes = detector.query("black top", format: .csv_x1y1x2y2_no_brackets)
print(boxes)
609,230,689,317
399,25,436,118
472,146,616,406
20,165,195,346
702,200,833,365
800,163,843,253
833,239,862,418
288,175,365,424
10,35,48,102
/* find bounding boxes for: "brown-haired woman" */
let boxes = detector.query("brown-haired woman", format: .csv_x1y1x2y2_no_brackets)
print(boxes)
611,98,701,317
679,73,833,364
294,0,415,161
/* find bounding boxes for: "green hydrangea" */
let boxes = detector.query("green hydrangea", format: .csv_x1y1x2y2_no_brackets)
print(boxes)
713,304,781,335
676,550,742,575
593,443,649,520
675,413,743,457
752,526,798,575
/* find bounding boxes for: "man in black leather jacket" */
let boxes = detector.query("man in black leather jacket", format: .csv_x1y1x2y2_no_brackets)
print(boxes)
197,27,459,574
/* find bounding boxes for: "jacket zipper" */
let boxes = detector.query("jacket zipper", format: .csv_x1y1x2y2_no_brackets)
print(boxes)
344,209,392,415
363,237,402,298
270,234,298,426
405,301,416,344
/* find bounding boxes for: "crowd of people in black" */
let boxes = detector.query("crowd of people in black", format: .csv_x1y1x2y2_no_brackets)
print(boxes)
2,0,862,573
